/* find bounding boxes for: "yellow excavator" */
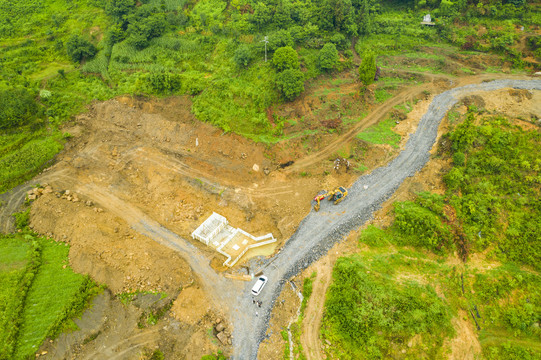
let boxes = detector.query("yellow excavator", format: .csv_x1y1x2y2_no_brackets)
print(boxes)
313,186,348,212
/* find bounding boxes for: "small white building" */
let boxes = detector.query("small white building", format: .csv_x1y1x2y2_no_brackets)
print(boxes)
191,212,276,267
421,14,435,26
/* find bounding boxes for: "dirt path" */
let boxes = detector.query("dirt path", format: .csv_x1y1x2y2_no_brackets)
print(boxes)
300,254,337,360
284,73,531,174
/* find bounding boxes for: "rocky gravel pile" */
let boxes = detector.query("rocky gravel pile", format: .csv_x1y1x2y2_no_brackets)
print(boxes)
232,79,541,359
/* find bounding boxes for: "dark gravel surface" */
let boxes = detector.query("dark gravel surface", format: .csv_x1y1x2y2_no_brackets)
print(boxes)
230,79,541,359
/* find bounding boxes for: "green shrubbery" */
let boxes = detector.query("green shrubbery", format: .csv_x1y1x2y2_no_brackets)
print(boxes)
66,35,98,63
318,43,339,71
358,51,376,86
272,46,299,71
363,112,541,269
276,69,305,101
323,255,453,359
0,89,43,130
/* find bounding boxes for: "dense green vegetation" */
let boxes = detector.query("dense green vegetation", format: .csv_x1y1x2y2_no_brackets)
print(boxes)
323,254,453,359
1,0,538,193
0,213,99,360
324,111,541,359
388,111,540,268
323,246,540,359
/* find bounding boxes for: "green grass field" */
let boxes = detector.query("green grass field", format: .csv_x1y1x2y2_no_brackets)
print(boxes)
356,117,401,148
0,233,97,360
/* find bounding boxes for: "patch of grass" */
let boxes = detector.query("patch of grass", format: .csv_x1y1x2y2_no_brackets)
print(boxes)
281,330,290,359
322,254,454,359
354,164,368,172
14,238,97,359
0,131,66,194
0,232,98,360
374,88,393,103
447,110,461,124
356,117,401,148
394,102,413,114
300,272,316,316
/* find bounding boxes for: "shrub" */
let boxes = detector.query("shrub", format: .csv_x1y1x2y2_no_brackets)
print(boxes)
146,72,182,93
330,33,348,50
272,46,299,71
105,0,135,21
318,43,339,71
66,35,97,63
358,51,376,86
267,29,294,51
324,256,453,358
452,152,466,166
0,89,43,130
127,14,168,50
234,44,252,68
392,201,452,250
276,69,305,101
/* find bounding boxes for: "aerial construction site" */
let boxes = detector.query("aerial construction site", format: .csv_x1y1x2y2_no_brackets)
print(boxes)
1,73,540,359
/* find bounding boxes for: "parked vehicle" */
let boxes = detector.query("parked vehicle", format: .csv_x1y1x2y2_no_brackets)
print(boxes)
251,276,268,296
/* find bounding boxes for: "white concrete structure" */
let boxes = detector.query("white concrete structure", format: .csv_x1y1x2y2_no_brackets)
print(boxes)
191,213,276,267
191,212,228,245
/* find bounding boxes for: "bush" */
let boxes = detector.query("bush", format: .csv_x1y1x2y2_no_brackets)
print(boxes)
146,72,182,94
330,33,348,50
234,44,252,68
452,152,466,166
318,43,339,71
276,69,305,101
267,29,294,52
0,89,43,130
358,51,376,86
105,0,135,21
272,46,299,71
392,201,453,250
66,35,97,63
127,13,168,50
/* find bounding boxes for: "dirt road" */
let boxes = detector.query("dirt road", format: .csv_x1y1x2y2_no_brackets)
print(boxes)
300,255,338,360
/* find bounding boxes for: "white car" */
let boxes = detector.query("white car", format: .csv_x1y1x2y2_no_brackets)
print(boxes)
251,276,268,296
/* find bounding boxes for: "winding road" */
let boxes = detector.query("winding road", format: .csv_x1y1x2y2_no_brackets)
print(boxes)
1,78,539,359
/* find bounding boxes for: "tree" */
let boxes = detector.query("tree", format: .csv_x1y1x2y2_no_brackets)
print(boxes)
0,88,43,130
318,43,339,71
267,29,294,51
105,0,135,21
320,0,355,32
66,35,97,63
234,44,253,68
272,46,299,71
358,51,376,86
251,2,272,30
276,69,305,101
126,13,168,50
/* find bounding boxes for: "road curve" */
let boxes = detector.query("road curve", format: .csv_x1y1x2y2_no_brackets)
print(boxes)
231,79,541,359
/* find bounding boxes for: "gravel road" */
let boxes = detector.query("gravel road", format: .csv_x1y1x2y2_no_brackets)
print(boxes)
230,79,541,359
